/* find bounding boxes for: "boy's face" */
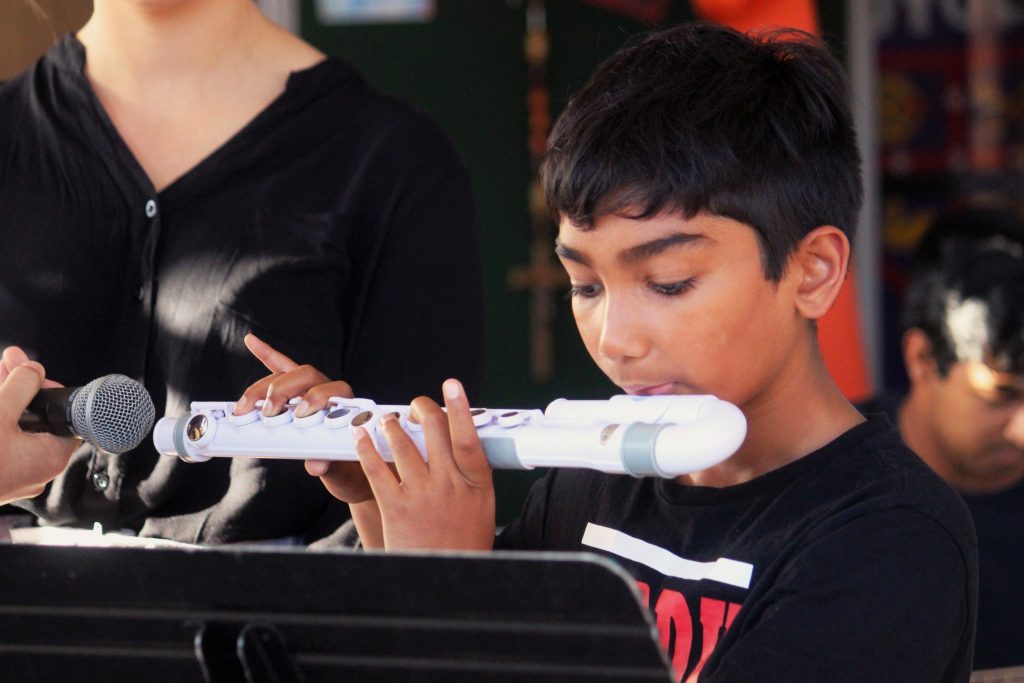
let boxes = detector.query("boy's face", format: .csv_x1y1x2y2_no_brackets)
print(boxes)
918,357,1024,493
555,210,806,409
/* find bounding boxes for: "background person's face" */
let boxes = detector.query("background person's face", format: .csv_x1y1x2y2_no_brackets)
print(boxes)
925,360,1024,493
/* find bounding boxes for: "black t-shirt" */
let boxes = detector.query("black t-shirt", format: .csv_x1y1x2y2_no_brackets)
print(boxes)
960,483,1024,670
497,417,978,682
0,36,484,543
861,394,1024,670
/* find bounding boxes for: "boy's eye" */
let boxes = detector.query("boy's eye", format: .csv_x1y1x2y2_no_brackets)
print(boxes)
971,382,1023,407
648,279,696,296
991,384,1024,405
567,284,602,299
966,363,1024,406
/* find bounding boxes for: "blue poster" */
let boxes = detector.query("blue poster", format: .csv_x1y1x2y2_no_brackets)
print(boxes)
315,0,436,25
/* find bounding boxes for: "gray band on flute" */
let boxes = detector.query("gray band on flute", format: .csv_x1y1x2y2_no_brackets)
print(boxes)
481,437,527,470
172,413,190,460
621,422,670,477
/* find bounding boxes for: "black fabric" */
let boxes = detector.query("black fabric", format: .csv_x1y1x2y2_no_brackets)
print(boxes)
961,483,1024,670
497,416,978,682
0,36,484,544
860,394,1024,670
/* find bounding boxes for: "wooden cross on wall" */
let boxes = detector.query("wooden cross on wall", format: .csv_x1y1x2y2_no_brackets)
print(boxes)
507,0,567,384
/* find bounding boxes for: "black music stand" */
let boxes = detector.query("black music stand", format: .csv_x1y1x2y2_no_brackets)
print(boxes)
0,544,671,682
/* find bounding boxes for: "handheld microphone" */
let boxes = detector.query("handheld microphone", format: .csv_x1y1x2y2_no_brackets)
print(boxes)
153,394,746,478
19,374,157,454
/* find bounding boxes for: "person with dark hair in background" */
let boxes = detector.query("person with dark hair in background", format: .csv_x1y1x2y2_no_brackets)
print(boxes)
0,0,484,545
866,204,1024,670
245,23,978,681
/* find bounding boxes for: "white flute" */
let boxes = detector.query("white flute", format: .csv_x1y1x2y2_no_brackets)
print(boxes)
153,394,747,478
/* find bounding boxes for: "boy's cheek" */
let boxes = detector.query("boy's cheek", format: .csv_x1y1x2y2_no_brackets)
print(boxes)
572,313,602,348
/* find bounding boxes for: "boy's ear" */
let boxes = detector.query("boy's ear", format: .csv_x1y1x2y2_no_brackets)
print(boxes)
902,328,940,385
790,226,850,320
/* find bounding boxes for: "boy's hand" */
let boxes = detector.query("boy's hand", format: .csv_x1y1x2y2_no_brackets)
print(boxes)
355,378,496,551
237,334,375,504
0,347,78,505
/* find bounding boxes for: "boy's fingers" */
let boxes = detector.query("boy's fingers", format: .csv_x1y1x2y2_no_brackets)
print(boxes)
305,459,330,477
377,412,428,484
0,364,45,424
234,364,329,416
353,425,400,500
442,379,492,485
298,381,355,416
262,365,328,415
234,372,283,415
309,460,375,504
409,396,457,478
244,333,299,373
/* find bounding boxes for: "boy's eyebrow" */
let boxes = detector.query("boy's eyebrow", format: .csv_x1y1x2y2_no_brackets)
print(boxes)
554,241,589,265
554,233,707,266
619,233,707,263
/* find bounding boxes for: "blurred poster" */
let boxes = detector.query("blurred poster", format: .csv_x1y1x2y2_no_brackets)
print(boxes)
877,0,1024,390
315,0,436,25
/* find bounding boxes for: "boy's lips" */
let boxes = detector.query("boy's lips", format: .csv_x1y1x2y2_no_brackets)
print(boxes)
988,446,1024,467
621,383,677,396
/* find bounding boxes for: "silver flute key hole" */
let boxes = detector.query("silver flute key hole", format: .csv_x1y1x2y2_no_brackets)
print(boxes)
351,410,374,427
186,414,209,442
599,424,619,445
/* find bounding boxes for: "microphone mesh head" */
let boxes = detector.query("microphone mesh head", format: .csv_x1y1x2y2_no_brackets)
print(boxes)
70,375,156,454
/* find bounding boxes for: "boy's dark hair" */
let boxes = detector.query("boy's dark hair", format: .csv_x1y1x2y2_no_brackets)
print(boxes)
542,22,862,281
902,204,1024,376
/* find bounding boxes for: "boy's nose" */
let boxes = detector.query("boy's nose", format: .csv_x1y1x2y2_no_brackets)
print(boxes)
597,297,650,362
1005,404,1024,450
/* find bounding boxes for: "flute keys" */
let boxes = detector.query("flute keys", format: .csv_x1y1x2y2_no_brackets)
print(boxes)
260,408,292,427
351,410,374,428
470,408,492,427
227,406,260,426
375,411,407,435
496,410,529,428
324,406,355,429
294,409,326,429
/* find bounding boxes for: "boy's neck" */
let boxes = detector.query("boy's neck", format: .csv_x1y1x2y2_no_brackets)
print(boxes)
677,352,864,488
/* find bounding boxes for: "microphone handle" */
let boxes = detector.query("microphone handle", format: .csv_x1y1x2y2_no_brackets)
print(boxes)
19,386,78,437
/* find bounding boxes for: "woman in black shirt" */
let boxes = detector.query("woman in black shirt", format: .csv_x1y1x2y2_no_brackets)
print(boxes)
0,0,485,544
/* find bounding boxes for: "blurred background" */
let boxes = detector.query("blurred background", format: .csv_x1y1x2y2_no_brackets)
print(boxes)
4,0,1022,519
